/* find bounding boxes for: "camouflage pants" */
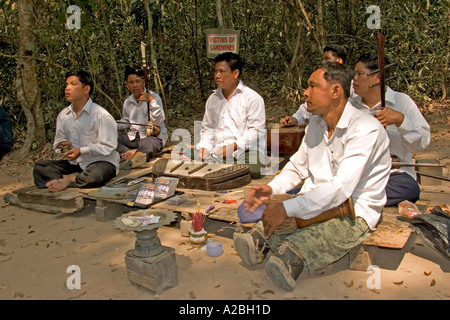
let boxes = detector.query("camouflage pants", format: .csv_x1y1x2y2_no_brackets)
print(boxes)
255,217,373,274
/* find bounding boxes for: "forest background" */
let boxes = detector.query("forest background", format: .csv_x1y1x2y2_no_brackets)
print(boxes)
0,0,448,158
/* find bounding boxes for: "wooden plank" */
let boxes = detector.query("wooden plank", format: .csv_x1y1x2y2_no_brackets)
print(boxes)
4,193,84,214
362,212,413,249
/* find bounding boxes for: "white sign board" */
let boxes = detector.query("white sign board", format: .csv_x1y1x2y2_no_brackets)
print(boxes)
206,29,240,58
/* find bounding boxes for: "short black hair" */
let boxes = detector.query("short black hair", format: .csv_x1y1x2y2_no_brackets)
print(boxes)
214,52,244,77
356,53,391,79
323,44,347,64
124,66,145,82
65,70,94,95
315,61,353,99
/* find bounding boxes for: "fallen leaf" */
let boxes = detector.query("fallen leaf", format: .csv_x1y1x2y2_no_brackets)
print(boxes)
424,271,432,276
393,280,404,285
262,289,275,295
343,280,354,288
189,290,196,299
430,279,436,286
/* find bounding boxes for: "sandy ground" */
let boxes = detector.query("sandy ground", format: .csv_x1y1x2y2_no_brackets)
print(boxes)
0,103,449,302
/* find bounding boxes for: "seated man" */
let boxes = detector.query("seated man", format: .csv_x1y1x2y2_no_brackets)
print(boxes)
33,70,120,192
234,62,391,291
0,104,14,159
280,44,349,127
117,67,168,164
350,53,431,206
196,52,267,178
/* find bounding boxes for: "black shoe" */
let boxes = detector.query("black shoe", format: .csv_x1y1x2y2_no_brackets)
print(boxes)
234,228,269,267
265,241,304,291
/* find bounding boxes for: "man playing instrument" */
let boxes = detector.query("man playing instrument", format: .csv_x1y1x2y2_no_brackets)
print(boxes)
116,66,168,164
196,52,267,178
33,70,119,192
234,62,391,291
350,53,431,206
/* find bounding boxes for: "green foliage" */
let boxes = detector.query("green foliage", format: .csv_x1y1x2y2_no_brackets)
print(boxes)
0,0,448,140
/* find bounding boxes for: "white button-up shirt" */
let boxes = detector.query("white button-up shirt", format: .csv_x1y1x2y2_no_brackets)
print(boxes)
197,80,267,158
53,98,120,173
350,86,430,179
268,102,391,230
117,91,168,146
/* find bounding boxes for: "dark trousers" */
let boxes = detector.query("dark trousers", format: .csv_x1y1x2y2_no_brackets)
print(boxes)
117,132,163,161
385,171,420,207
33,160,116,189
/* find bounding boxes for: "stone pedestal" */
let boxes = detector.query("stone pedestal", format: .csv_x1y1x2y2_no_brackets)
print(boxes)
125,247,178,295
114,209,179,295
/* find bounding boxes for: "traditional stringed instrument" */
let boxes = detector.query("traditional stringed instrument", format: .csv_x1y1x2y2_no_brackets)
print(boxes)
140,42,160,137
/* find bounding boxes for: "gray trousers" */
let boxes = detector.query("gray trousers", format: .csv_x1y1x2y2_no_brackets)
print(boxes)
117,132,163,161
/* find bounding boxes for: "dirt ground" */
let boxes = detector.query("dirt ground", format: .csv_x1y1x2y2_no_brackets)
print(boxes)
0,102,449,302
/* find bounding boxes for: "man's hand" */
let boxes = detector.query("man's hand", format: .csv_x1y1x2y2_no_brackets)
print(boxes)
373,107,405,127
137,92,155,103
57,141,72,153
280,116,298,127
261,200,289,238
213,143,237,160
244,184,273,212
151,125,161,136
197,147,211,161
64,147,81,161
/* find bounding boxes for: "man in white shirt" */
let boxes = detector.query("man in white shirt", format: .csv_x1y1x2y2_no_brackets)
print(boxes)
234,62,391,291
350,53,431,206
33,70,120,192
117,67,168,163
280,44,349,127
196,52,267,178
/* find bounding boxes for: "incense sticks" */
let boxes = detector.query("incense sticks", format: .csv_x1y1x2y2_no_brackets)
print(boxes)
192,200,206,232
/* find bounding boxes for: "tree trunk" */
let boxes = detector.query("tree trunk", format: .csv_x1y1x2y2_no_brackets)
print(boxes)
296,0,322,51
16,0,45,157
216,0,224,28
99,0,123,103
317,0,325,47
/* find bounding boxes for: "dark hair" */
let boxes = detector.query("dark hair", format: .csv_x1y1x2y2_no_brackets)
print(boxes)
124,65,145,82
214,52,244,76
323,44,347,64
356,53,391,79
65,70,94,95
315,61,353,99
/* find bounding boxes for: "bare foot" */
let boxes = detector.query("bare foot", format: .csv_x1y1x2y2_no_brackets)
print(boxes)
62,172,79,183
45,178,71,192
120,149,137,161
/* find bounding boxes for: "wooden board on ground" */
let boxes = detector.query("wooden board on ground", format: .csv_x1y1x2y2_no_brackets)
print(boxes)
4,185,85,215
4,159,158,215
362,208,413,249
